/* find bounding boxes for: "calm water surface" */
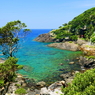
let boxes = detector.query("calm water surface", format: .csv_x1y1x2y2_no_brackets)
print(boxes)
16,29,82,83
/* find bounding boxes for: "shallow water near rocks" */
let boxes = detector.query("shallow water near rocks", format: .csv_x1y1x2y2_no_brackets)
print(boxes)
14,29,82,83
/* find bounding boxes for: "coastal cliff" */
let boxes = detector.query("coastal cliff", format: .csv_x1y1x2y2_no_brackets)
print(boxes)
34,33,55,42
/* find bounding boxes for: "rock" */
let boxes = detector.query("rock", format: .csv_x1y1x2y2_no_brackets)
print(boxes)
80,44,95,56
47,42,79,51
40,87,49,94
0,59,5,64
36,81,46,87
59,63,64,66
74,71,80,74
48,81,66,91
23,65,33,72
40,81,64,95
22,83,27,87
49,88,64,95
76,39,87,45
65,78,73,84
59,68,65,71
60,72,71,79
76,57,80,60
69,62,75,64
34,33,55,42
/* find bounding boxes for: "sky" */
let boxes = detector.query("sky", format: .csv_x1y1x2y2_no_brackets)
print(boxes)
0,0,95,29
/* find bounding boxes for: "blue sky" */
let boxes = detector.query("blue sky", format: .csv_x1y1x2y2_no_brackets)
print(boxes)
0,0,95,29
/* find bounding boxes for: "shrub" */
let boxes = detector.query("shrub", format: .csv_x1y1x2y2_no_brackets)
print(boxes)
0,57,23,88
62,68,95,95
15,88,27,95
0,80,4,87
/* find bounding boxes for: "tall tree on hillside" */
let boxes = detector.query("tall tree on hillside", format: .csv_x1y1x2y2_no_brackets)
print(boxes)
0,20,30,58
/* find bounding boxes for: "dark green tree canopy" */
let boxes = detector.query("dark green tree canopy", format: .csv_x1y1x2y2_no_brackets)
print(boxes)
0,20,31,58
52,7,95,41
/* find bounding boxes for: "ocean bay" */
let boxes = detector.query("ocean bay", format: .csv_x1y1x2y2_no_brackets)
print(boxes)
16,29,82,83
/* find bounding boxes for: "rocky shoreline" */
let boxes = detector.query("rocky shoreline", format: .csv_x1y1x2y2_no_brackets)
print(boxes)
4,54,95,95
3,33,95,95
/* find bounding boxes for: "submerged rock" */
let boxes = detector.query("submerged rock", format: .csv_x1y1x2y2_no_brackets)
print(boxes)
69,62,75,64
23,65,33,72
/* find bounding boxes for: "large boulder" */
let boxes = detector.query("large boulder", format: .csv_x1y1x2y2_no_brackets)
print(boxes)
47,42,79,51
36,81,46,87
40,81,65,95
34,33,55,42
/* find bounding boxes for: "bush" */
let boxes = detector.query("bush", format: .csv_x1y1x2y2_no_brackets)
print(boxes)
15,88,27,95
62,68,95,95
70,35,78,41
0,57,23,88
0,80,4,87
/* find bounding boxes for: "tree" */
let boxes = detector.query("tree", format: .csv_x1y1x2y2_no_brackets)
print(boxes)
52,7,95,41
0,20,30,58
0,57,23,88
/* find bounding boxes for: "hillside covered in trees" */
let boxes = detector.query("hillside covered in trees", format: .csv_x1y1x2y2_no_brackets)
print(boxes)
52,7,95,42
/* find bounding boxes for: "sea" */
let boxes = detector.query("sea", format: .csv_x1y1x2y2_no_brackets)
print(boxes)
7,29,83,83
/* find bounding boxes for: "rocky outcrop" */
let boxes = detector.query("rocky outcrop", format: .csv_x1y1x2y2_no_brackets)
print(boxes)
80,44,95,56
40,81,65,95
36,81,46,87
47,42,79,51
76,39,87,45
34,33,55,42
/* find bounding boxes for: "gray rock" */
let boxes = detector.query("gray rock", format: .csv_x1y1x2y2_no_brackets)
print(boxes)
40,87,49,94
76,39,87,45
36,81,46,87
34,33,55,42
60,72,72,79
47,42,79,51
48,81,65,91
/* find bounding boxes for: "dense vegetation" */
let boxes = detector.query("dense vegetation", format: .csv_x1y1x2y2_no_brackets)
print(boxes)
52,7,95,41
62,68,95,95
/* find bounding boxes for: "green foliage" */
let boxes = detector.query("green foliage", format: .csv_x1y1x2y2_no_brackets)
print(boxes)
15,88,27,95
17,65,23,70
90,32,95,43
68,41,73,43
62,68,95,95
0,80,4,87
0,20,31,58
69,35,78,41
0,57,23,88
15,84,21,87
86,56,95,59
52,7,95,41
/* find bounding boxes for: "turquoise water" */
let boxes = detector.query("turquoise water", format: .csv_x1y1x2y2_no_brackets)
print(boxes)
16,29,82,82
